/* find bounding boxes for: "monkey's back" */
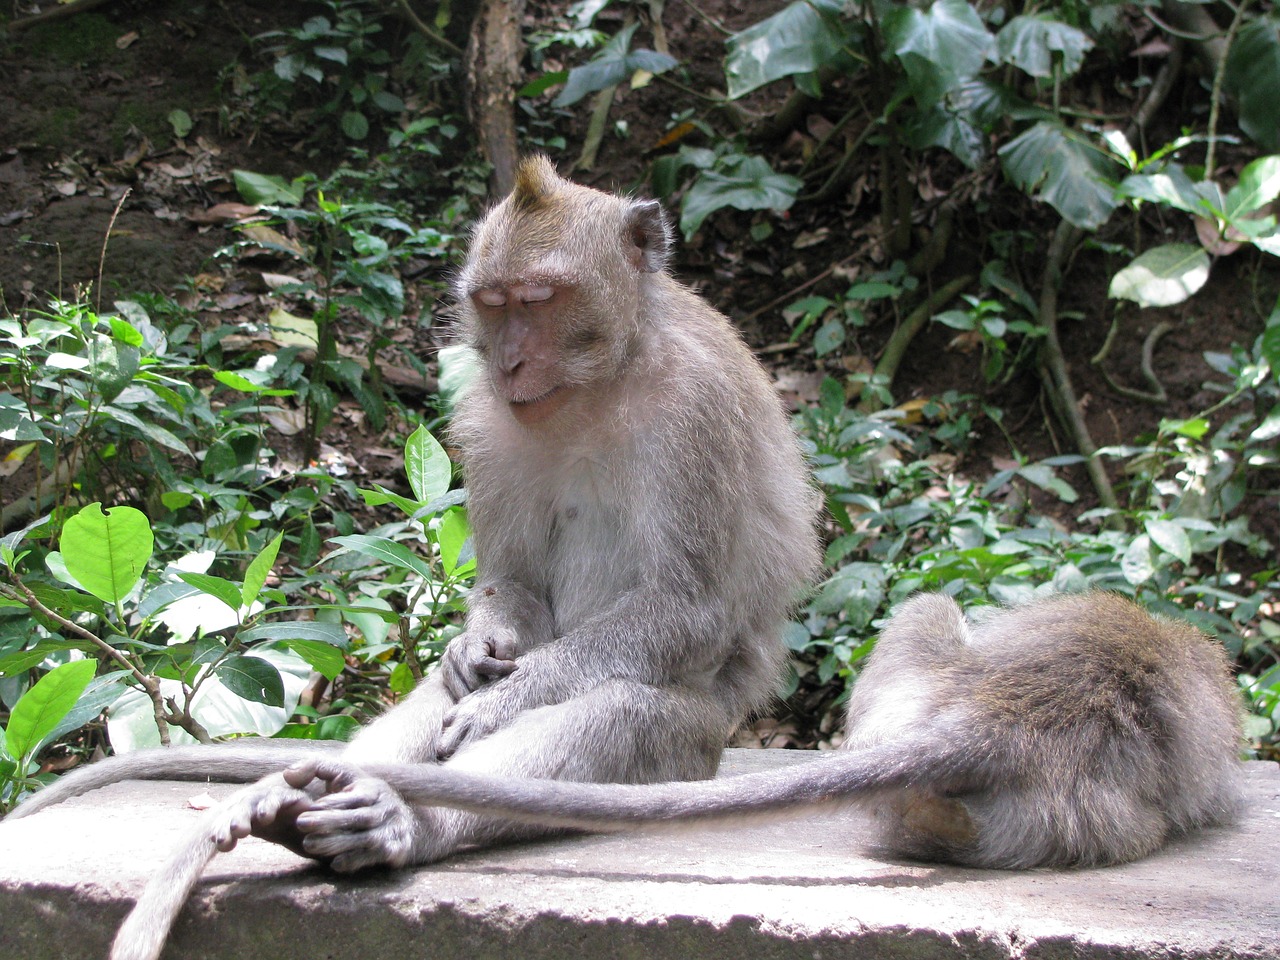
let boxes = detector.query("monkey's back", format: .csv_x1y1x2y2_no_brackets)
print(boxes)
853,593,1243,869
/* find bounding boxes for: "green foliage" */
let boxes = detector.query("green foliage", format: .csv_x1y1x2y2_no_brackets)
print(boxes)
552,22,676,107
251,0,408,141
0,420,473,774
791,331,1280,754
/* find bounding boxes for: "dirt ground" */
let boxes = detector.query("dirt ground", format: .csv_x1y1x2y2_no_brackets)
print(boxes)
0,1,1276,540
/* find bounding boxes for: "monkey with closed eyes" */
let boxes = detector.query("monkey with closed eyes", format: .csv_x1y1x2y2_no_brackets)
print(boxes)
7,155,823,957
10,592,1243,960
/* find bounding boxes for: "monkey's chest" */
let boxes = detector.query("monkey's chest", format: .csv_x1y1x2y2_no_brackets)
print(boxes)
545,481,632,626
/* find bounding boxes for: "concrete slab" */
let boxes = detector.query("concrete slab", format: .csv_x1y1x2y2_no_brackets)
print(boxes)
0,751,1276,960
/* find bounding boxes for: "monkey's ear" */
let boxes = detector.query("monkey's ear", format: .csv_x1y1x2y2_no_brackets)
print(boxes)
624,199,672,273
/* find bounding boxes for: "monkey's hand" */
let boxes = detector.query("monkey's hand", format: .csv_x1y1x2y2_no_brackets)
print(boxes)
438,627,519,701
209,774,318,860
437,670,533,760
283,758,420,872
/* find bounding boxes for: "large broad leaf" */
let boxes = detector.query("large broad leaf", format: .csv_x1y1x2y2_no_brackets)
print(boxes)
882,0,992,108
1225,15,1280,151
1108,244,1210,308
60,503,154,604
216,653,285,707
679,155,802,238
329,534,436,581
238,621,349,646
1224,155,1280,221
241,532,284,609
999,121,1121,230
994,15,1093,78
553,22,677,106
106,648,310,750
1116,166,1205,215
405,424,451,504
4,659,96,761
724,0,849,100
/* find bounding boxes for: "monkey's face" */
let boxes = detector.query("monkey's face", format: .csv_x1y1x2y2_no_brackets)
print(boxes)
457,159,672,430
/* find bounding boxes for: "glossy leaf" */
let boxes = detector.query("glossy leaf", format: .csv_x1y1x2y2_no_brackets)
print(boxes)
405,425,451,504
1109,244,1210,308
995,15,1092,78
61,503,153,604
999,121,1121,230
329,534,436,581
724,0,848,100
882,0,991,108
242,532,284,609
679,155,802,238
1224,155,1280,221
216,653,285,707
554,23,677,107
5,659,96,761
1225,15,1280,150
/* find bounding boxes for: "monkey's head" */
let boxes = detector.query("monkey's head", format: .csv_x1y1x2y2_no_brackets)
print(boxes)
457,155,673,427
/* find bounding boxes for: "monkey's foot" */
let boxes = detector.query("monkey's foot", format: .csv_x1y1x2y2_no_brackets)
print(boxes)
285,759,422,871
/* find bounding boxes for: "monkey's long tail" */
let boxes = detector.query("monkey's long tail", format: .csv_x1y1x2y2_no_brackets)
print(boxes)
108,818,221,960
7,742,337,821
366,734,992,831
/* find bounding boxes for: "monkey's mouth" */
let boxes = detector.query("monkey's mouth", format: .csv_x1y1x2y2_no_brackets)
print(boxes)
508,386,568,423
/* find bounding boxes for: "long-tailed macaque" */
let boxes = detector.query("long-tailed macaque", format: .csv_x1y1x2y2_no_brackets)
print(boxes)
6,156,822,958
10,593,1242,960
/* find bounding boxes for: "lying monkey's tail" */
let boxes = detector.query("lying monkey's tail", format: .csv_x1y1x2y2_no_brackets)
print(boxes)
108,822,220,960
7,742,335,821
371,733,989,831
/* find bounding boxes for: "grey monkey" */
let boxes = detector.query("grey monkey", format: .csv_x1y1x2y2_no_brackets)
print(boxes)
10,593,1242,960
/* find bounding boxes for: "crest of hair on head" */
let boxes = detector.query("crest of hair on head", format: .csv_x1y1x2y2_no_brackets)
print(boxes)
511,156,562,211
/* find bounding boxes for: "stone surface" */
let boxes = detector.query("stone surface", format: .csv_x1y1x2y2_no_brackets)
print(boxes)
0,751,1277,960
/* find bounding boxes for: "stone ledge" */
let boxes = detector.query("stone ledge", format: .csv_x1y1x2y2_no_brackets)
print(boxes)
1,751,1276,960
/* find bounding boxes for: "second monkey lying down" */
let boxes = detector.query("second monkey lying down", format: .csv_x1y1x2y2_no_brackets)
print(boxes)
11,592,1244,960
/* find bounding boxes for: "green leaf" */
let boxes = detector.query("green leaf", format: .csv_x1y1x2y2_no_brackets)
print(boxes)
238,621,349,646
994,15,1092,78
553,23,677,107
724,0,848,100
328,534,436,581
1108,244,1210,308
281,639,345,681
88,335,141,403
679,155,802,238
1145,519,1192,565
1225,15,1280,151
0,407,46,442
60,503,154,604
215,654,285,707
177,572,244,615
405,425,451,504
1224,155,1280,221
4,659,96,761
438,507,475,577
341,110,370,140
813,320,845,357
999,121,1122,230
1121,534,1155,586
242,532,284,608
1116,167,1203,214
233,170,305,207
167,108,193,138
882,0,992,108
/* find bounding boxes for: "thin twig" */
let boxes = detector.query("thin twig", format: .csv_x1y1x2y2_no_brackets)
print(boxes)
392,0,465,57
95,188,131,316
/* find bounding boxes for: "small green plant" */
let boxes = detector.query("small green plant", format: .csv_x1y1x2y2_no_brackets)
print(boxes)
224,169,457,457
0,423,474,806
252,0,406,141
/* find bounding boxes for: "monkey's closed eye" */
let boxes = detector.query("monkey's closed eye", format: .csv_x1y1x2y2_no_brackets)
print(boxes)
517,285,555,305
475,289,507,308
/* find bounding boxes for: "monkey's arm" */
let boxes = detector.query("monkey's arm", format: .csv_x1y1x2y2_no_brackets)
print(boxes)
437,579,554,699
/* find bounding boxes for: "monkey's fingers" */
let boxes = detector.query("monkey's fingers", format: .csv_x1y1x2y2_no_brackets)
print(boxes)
473,656,518,680
284,757,363,792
